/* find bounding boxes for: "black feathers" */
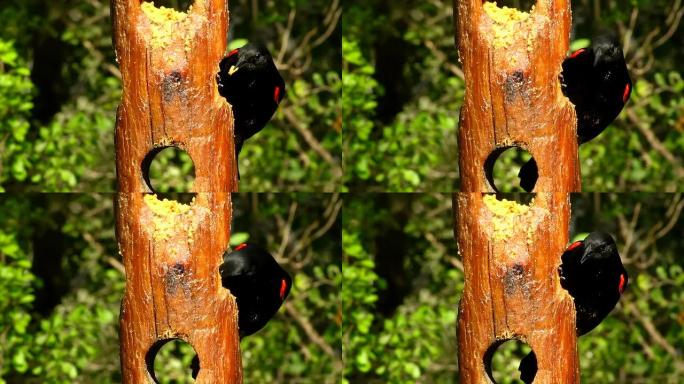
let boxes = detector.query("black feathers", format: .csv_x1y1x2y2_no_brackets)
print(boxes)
519,232,628,383
561,36,632,144
558,231,628,336
221,242,292,338
191,243,291,379
518,36,632,192
217,43,285,177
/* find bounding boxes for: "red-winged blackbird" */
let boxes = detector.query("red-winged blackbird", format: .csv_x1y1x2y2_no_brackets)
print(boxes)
518,36,632,192
217,43,285,178
519,231,628,383
220,242,292,338
191,243,292,378
559,231,628,335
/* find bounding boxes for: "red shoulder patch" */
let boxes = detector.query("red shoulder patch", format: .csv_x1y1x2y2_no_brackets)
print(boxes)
618,274,626,294
234,243,248,252
279,278,288,300
273,86,282,104
566,241,583,252
622,83,631,103
227,48,239,57
569,48,587,59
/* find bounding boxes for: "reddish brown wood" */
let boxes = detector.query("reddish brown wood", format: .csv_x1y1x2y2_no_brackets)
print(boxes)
454,1,580,382
112,0,238,192
454,193,579,383
456,1,580,192
112,1,241,382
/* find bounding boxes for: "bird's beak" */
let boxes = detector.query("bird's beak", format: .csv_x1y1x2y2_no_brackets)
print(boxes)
228,65,239,76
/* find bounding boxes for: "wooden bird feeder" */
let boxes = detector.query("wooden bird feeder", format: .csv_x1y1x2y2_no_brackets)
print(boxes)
454,194,579,383
112,0,241,382
456,1,580,192
454,1,581,382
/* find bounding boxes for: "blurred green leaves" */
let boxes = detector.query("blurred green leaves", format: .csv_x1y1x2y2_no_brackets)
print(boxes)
0,39,34,190
343,2,463,191
343,194,460,383
0,195,122,383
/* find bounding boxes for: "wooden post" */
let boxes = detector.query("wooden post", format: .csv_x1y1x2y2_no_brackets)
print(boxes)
454,1,580,382
455,1,580,192
112,1,241,382
454,194,579,383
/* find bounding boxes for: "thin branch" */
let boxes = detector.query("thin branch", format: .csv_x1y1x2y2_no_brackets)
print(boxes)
626,109,684,181
283,108,340,170
284,301,340,363
624,301,679,359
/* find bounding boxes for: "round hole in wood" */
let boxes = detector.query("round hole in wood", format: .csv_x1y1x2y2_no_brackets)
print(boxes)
142,146,196,194
484,338,537,384
146,338,198,383
484,146,537,193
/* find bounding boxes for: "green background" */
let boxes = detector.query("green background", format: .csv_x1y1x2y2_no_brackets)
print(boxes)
2,0,683,383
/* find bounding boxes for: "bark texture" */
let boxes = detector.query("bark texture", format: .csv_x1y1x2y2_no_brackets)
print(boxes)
454,1,580,382
112,1,241,382
456,0,580,192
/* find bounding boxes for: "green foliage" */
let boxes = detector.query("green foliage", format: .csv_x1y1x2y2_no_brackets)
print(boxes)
0,39,34,190
581,71,684,191
0,221,37,379
343,2,463,191
147,148,196,193
152,340,197,383
342,38,380,187
0,2,118,192
0,195,122,383
343,194,460,383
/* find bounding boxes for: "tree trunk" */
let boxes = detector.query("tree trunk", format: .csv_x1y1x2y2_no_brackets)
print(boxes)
454,193,579,383
455,0,580,192
112,1,241,382
454,1,580,382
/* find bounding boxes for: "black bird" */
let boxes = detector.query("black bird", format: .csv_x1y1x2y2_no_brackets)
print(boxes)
191,243,292,378
518,36,632,192
558,231,628,335
221,242,292,338
519,232,628,383
217,43,286,177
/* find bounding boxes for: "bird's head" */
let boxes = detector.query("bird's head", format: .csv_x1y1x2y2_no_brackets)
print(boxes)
225,43,273,76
